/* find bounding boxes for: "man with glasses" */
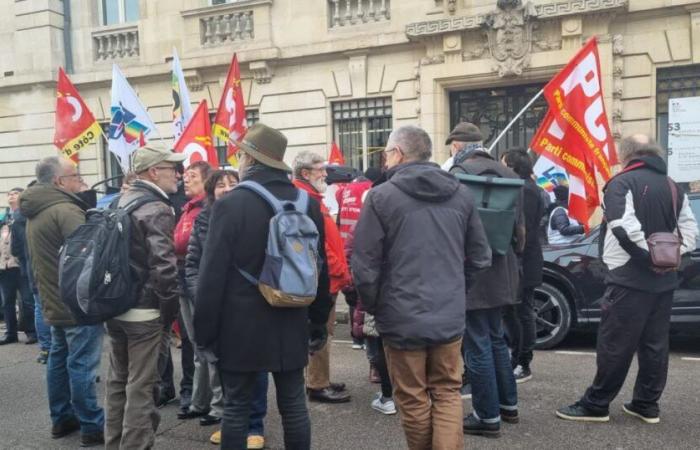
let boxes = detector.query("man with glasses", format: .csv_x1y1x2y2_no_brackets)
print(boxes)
292,151,352,403
20,157,104,446
353,125,492,449
104,146,184,449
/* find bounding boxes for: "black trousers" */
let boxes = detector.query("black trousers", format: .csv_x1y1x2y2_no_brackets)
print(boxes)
220,368,310,450
503,286,537,368
580,285,673,416
0,268,35,338
367,336,392,398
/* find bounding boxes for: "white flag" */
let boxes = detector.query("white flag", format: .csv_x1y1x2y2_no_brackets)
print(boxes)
172,48,193,141
533,154,569,202
108,64,158,172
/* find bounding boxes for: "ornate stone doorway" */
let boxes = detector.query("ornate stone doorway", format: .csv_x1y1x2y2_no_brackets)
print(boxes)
449,83,548,159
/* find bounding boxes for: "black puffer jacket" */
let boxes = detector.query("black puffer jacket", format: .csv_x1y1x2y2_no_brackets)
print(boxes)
352,161,492,350
184,205,210,301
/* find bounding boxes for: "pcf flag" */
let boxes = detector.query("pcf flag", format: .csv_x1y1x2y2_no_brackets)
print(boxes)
173,100,219,168
53,67,102,159
213,54,247,166
172,48,193,141
109,64,158,172
328,141,345,165
530,37,617,230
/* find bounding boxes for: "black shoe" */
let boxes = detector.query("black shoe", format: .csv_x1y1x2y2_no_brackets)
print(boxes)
178,408,209,420
556,402,609,422
308,387,351,403
330,382,347,392
156,390,176,409
513,365,532,384
622,402,660,424
199,414,222,426
463,413,500,438
51,416,80,439
80,431,104,447
24,335,38,345
500,408,519,424
0,335,18,345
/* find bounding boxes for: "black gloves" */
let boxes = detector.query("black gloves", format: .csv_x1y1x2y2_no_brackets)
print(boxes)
308,322,328,354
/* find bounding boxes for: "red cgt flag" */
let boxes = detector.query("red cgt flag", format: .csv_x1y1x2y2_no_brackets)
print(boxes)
53,67,102,160
212,54,247,166
530,37,618,231
328,141,345,165
173,99,219,168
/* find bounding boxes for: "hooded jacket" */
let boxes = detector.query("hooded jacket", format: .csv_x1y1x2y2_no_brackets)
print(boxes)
352,161,492,350
293,179,351,295
601,155,698,292
20,183,88,326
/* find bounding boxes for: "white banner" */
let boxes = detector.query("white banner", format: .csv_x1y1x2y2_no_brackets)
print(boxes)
533,154,568,202
668,97,700,182
171,48,193,141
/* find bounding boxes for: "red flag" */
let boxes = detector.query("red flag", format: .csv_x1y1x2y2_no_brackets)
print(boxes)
530,37,617,231
173,100,219,168
212,54,247,166
328,142,345,165
53,67,102,159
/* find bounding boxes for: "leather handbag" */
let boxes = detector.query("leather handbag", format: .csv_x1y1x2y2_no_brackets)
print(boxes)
646,178,682,269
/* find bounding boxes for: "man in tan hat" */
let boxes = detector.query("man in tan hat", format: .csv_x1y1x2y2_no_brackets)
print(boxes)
442,122,485,170
104,145,185,449
194,123,332,449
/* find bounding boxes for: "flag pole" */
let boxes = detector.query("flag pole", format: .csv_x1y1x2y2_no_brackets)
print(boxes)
487,89,544,154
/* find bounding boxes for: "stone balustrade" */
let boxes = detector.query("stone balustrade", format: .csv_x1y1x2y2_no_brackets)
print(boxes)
93,26,139,61
329,0,390,28
201,11,254,46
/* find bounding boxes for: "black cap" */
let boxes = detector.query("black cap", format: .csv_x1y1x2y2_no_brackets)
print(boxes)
445,122,484,145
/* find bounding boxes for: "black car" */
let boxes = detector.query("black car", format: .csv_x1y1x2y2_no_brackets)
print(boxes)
534,193,700,349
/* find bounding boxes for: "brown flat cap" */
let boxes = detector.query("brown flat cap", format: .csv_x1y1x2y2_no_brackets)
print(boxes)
445,122,484,145
234,123,291,172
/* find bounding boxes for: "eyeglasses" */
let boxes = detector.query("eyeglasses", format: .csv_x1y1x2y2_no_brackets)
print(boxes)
153,166,177,172
384,147,398,155
59,173,83,181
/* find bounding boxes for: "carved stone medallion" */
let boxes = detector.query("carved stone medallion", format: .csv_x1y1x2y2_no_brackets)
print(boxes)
483,0,539,77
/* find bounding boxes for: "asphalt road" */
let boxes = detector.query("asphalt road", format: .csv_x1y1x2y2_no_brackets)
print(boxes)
1,323,699,450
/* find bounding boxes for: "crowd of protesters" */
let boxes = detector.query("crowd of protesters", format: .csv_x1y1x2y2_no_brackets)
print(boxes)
0,120,697,450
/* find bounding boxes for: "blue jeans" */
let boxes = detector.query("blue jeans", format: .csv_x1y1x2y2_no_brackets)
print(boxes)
48,324,105,434
34,295,52,352
463,307,518,423
249,372,269,436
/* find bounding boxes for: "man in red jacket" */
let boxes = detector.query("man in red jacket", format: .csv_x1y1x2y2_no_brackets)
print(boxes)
293,151,352,403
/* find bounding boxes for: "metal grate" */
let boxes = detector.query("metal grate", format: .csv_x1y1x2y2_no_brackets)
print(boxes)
333,98,392,171
449,84,547,159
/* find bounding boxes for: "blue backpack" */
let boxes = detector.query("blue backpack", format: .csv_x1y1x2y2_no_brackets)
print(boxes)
236,181,321,307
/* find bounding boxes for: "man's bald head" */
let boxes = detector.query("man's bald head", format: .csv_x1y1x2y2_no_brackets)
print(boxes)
618,134,662,165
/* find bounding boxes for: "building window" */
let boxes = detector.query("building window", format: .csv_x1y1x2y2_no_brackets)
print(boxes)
211,109,259,167
332,98,392,171
449,84,548,160
210,0,246,4
656,64,700,151
101,0,140,26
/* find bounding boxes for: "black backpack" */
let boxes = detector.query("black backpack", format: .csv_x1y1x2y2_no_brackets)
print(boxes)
58,195,159,325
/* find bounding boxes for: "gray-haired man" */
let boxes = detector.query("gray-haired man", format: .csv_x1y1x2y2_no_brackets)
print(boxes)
353,125,492,449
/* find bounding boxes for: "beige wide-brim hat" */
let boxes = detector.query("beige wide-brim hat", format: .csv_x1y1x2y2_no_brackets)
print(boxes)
234,123,292,172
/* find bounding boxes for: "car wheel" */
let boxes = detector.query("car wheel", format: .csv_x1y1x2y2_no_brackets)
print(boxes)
533,282,572,349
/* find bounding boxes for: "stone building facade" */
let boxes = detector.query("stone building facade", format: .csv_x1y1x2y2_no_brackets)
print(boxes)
2,0,700,205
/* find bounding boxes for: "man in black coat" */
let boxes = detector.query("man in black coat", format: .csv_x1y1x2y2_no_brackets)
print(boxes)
194,123,331,450
449,128,525,438
500,149,545,383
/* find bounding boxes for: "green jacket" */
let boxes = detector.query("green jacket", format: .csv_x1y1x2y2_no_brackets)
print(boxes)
20,184,87,326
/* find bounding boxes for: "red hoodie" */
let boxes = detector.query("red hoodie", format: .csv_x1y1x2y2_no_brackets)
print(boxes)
174,194,205,259
293,179,351,295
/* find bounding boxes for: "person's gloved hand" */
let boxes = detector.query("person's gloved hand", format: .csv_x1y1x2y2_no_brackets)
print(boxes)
308,322,328,355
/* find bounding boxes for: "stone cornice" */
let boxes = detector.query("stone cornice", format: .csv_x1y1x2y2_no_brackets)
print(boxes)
180,0,272,18
405,0,628,38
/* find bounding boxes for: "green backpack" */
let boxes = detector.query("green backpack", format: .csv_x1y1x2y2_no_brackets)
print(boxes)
452,168,524,256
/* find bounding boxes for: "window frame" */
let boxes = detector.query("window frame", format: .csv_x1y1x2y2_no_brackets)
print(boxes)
99,0,139,27
332,97,393,171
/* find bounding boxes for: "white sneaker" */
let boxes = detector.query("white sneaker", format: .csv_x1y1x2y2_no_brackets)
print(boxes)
371,395,397,415
351,343,363,350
